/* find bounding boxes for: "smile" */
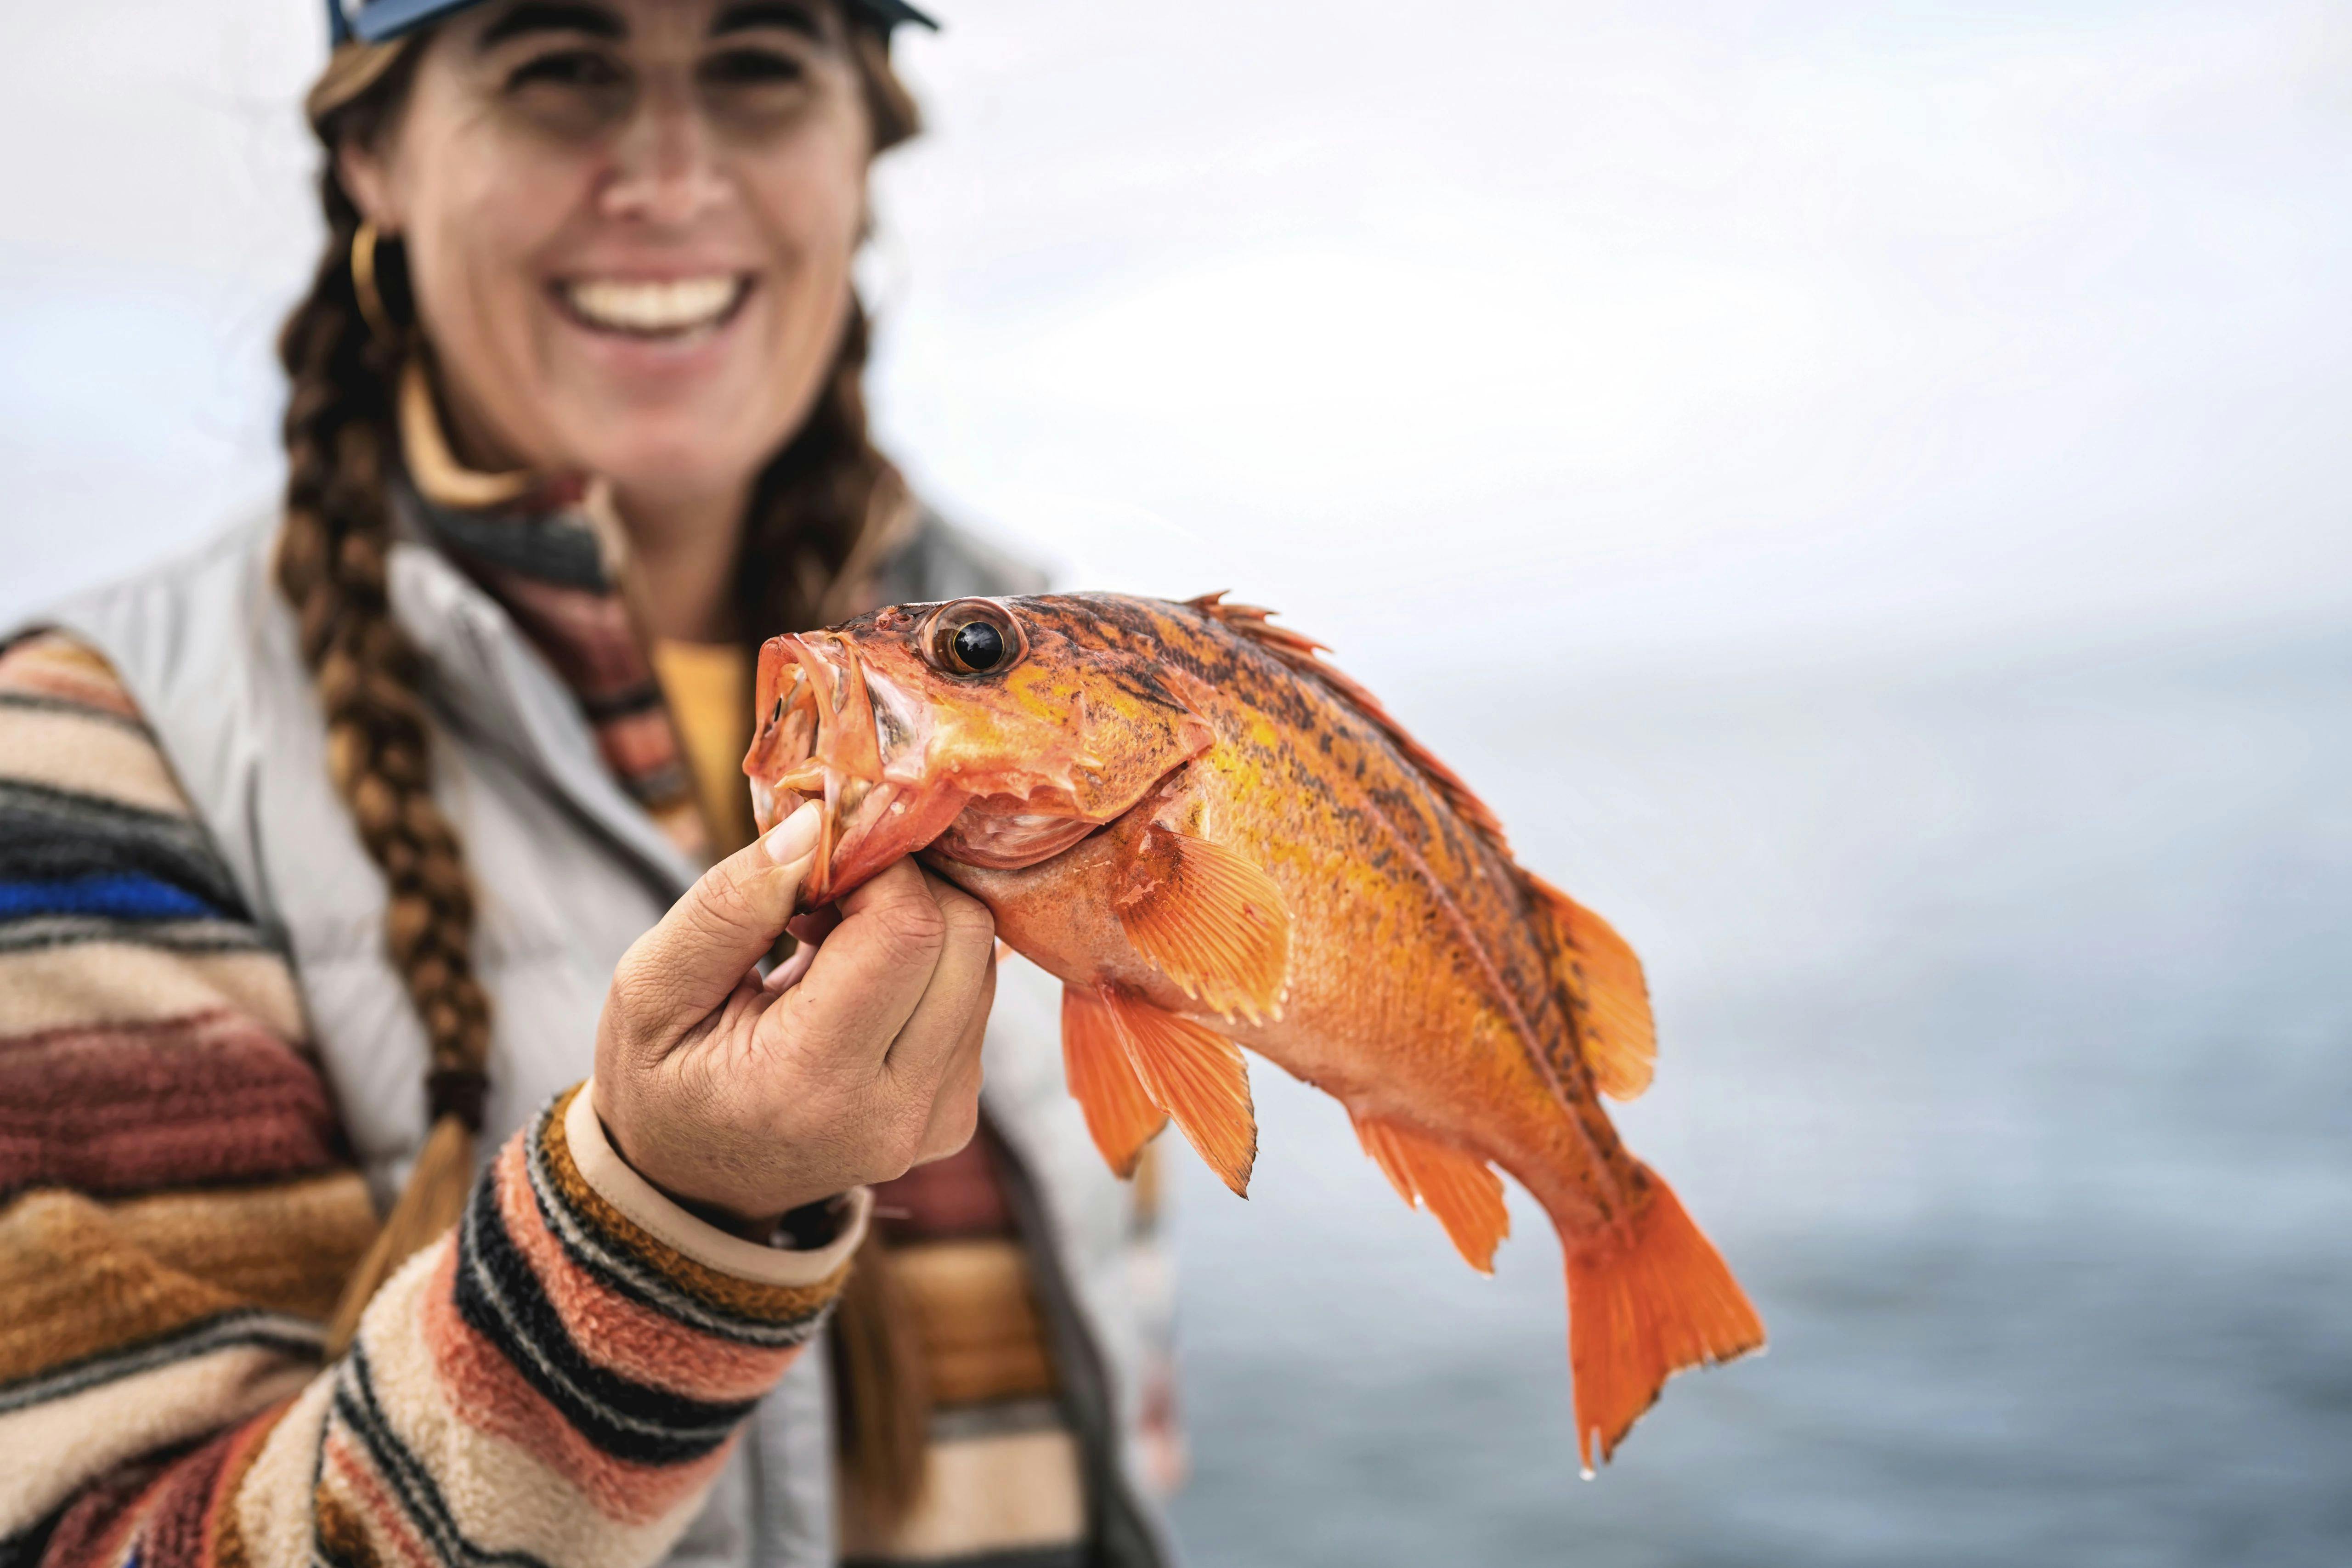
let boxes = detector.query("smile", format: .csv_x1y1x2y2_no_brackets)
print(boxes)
553,274,752,339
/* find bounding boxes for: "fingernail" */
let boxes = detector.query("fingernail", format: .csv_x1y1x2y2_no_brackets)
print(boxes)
765,800,822,866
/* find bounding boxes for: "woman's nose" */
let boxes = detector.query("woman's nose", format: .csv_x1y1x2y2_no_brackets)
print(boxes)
599,84,729,228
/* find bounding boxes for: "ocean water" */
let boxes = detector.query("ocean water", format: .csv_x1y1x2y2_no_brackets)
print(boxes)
1161,629,2352,1566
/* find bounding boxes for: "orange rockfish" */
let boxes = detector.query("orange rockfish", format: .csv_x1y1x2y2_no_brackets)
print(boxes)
745,592,1764,1470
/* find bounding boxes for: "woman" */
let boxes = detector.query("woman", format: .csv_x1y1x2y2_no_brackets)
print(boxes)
0,1,1178,1564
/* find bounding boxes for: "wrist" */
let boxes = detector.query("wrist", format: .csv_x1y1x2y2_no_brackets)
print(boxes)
564,1086,870,1285
592,1086,837,1244
600,1119,787,1240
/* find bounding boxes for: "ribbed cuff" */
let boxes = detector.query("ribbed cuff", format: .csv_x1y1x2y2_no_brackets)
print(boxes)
568,1080,868,1289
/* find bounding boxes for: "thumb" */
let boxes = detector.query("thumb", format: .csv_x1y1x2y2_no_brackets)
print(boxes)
637,799,824,1019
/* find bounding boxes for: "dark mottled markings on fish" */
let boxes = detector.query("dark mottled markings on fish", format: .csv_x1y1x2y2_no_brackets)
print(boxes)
1089,594,1593,1107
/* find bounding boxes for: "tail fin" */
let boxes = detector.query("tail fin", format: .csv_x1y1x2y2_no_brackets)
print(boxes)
1563,1166,1763,1475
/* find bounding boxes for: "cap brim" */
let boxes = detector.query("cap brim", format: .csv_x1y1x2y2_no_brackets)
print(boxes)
856,0,939,29
348,0,474,42
351,0,936,44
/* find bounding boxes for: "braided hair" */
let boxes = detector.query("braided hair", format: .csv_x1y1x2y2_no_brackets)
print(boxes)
279,39,488,1351
286,20,934,1503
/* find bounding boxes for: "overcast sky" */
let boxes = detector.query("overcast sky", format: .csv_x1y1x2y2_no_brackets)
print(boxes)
4,0,2347,683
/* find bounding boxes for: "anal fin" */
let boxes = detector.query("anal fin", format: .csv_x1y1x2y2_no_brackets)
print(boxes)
1351,1113,1510,1274
1092,987,1256,1197
1525,873,1655,1101
1061,985,1168,1178
1113,825,1289,1024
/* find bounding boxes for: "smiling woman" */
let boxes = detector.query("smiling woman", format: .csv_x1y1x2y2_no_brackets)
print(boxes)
321,0,917,645
340,0,879,552
0,1,1180,1566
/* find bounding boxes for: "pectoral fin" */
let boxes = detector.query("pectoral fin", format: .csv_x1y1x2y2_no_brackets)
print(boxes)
1525,873,1655,1101
1088,986,1256,1197
1351,1113,1510,1274
1112,825,1290,1023
1061,984,1168,1178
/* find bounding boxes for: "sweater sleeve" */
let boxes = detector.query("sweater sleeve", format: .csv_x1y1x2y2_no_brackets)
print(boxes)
0,632,864,1568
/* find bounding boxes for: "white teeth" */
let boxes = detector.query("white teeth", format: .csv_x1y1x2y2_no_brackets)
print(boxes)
563,276,743,334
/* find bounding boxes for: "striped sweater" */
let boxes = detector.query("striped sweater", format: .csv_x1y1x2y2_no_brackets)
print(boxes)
0,632,866,1567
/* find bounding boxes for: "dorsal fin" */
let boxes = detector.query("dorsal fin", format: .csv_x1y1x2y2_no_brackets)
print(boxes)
1188,594,1511,847
1187,592,1655,1100
1523,874,1655,1100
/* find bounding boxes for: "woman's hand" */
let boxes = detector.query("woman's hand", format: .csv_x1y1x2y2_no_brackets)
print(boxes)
594,800,996,1236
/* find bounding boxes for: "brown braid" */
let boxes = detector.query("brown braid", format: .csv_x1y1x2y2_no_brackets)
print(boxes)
277,37,492,1352
283,12,938,1509
288,51,496,1129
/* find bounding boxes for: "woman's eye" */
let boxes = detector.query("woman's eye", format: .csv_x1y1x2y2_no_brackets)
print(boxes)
701,48,808,89
508,49,627,91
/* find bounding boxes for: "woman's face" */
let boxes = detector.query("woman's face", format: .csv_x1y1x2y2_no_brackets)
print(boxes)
341,0,873,509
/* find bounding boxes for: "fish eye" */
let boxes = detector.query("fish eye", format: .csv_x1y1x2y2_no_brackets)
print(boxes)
923,599,1026,678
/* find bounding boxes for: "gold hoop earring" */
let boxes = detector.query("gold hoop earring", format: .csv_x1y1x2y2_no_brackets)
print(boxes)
351,220,398,345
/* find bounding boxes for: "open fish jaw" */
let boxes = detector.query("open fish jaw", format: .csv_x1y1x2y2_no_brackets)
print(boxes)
747,611,1217,903
746,632,969,903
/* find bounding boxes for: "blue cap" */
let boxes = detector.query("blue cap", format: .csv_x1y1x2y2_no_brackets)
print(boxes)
328,0,937,47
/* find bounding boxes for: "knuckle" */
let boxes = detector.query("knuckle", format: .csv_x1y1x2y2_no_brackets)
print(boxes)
693,866,765,936
890,1111,932,1172
609,951,666,1024
865,894,946,966
609,947,648,1002
942,1094,980,1152
865,1134,918,1187
937,889,996,946
917,1101,980,1169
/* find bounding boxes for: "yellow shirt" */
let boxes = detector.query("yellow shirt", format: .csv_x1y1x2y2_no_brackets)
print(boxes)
650,640,758,856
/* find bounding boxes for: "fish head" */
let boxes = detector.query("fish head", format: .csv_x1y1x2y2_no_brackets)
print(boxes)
745,595,1217,903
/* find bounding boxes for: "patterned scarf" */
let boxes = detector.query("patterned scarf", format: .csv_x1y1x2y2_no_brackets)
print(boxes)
415,484,714,863
394,367,712,864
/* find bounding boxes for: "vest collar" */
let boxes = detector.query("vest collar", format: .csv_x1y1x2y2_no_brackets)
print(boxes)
385,359,710,892
383,509,702,900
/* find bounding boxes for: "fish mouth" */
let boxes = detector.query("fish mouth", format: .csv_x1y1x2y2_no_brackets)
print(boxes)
746,633,975,906
745,628,1202,905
